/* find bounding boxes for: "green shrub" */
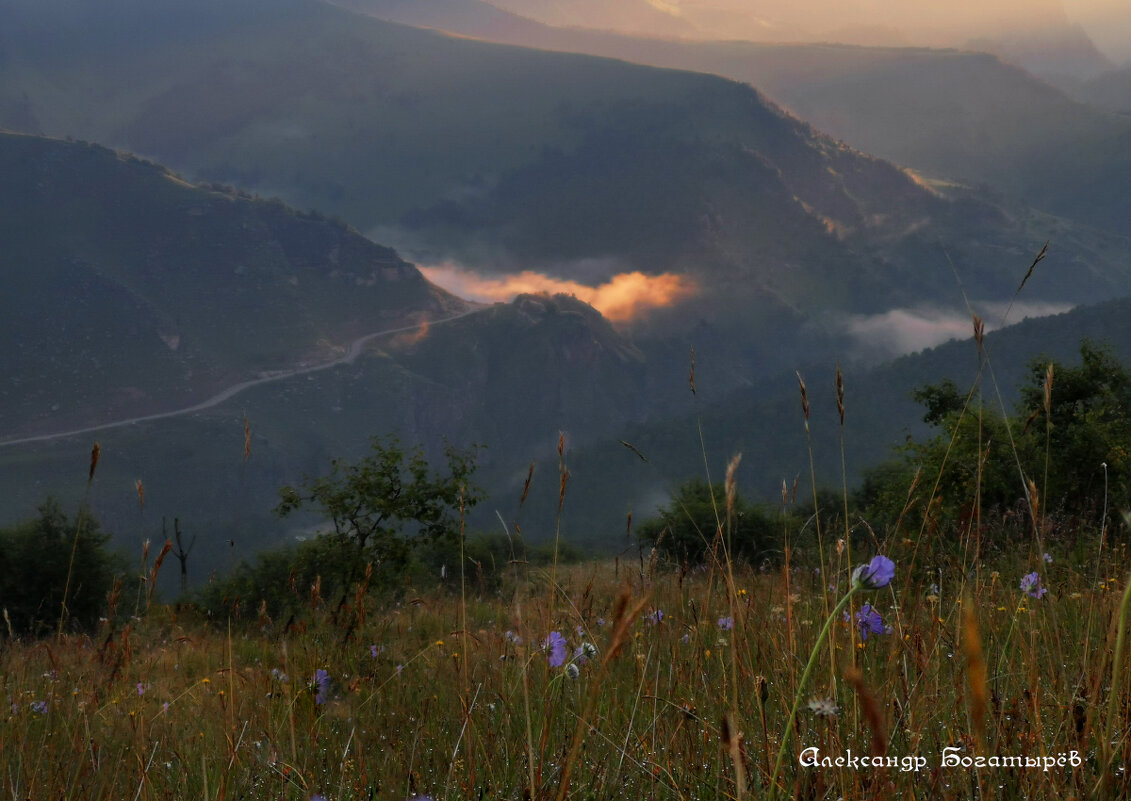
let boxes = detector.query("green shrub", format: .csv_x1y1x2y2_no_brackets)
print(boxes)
637,478,781,566
0,498,123,636
857,340,1131,547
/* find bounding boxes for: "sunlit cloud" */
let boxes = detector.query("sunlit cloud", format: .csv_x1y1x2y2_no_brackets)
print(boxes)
419,263,697,323
843,301,1074,358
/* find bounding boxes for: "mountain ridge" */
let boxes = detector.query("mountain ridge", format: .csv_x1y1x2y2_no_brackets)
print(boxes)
0,130,468,437
331,0,1131,235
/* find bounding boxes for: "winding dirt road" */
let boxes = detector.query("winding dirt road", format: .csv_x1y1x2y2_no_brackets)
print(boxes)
0,309,483,449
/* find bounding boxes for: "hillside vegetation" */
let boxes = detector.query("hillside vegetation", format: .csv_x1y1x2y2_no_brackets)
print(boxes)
3,0,1127,345
0,131,464,436
337,0,1131,236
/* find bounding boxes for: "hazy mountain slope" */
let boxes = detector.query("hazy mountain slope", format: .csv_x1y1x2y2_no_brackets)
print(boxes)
1074,67,1131,114
0,0,726,228
517,291,1131,549
0,293,701,590
0,131,466,437
4,0,1125,331
9,283,1129,579
966,23,1113,83
333,0,1131,235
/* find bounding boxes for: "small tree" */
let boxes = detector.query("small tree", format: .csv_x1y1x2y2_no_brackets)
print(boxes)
858,340,1131,546
1016,340,1131,517
0,499,122,636
275,436,482,592
638,478,780,566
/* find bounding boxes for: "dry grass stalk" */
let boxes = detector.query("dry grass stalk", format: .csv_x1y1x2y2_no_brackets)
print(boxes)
558,470,569,515
753,674,771,781
556,586,649,801
844,666,887,757
243,414,252,462
1098,570,1131,795
145,540,173,610
796,372,810,424
309,575,323,611
689,346,696,395
962,593,988,753
721,712,748,799
619,439,648,462
1016,241,1048,294
88,441,101,484
1027,478,1041,532
835,364,845,426
519,461,535,507
725,453,742,524
135,479,144,511
1044,363,1054,416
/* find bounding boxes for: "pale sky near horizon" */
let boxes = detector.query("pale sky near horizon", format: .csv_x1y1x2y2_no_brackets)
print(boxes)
1062,0,1131,60
650,0,1131,61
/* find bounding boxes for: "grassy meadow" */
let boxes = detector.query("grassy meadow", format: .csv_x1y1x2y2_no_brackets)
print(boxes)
3,479,1130,799
5,298,1131,800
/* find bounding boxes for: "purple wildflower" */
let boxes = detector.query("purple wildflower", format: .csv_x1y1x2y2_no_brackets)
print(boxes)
851,555,895,590
1043,552,1053,564
136,682,148,696
646,609,664,625
30,700,48,715
369,644,379,658
717,616,734,631
313,669,331,705
854,604,891,641
504,630,522,645
596,617,606,627
1021,572,1048,599
543,631,567,667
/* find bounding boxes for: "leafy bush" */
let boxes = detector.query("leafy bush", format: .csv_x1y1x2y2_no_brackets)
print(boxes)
203,437,484,620
857,340,1131,547
276,436,481,587
637,478,781,566
0,499,123,636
